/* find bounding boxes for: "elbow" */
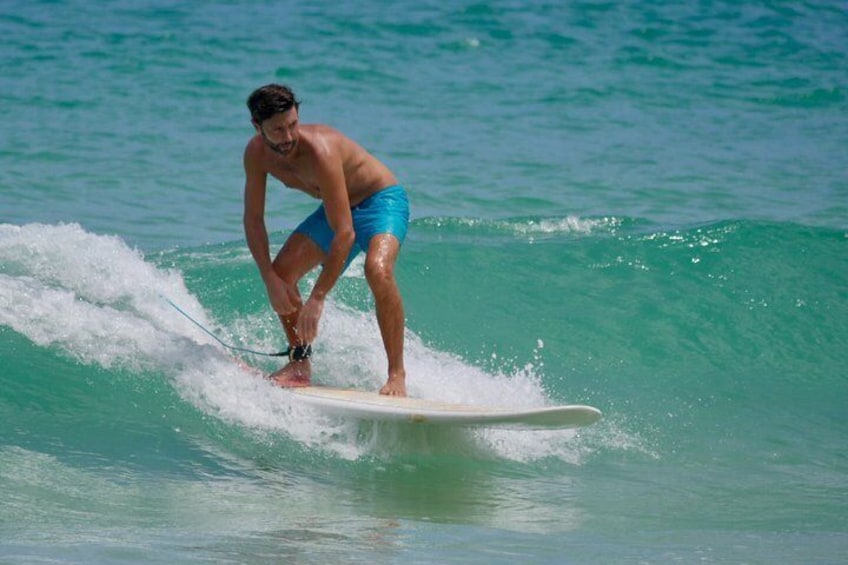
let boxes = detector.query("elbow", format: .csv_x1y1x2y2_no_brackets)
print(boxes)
243,213,265,243
340,228,355,245
334,228,356,252
243,211,260,231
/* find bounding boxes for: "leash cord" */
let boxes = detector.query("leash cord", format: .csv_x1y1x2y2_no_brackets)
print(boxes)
161,295,294,358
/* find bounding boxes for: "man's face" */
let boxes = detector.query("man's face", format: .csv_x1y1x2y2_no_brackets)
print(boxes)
256,107,299,155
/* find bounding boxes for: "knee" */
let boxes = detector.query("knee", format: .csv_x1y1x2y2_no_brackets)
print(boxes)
364,257,395,290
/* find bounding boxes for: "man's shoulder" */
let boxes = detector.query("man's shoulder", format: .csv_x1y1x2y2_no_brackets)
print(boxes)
244,135,269,172
245,133,265,152
245,134,272,160
299,125,350,160
301,124,349,144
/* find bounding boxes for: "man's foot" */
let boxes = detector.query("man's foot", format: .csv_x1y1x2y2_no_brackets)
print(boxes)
268,360,312,388
379,372,406,397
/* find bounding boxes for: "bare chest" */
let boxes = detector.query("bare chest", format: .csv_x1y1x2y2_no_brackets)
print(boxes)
266,161,322,198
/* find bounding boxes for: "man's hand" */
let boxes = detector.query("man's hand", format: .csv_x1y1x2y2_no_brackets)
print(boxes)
263,272,301,315
296,296,324,344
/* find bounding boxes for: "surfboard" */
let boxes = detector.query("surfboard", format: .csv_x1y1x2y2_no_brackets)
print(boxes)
289,386,601,430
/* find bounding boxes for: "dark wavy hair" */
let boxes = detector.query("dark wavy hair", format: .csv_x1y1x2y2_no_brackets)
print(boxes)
247,84,301,124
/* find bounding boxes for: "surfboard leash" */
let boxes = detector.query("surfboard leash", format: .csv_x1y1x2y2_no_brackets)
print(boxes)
161,296,312,361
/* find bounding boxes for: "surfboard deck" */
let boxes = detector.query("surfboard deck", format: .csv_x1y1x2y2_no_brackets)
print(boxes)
288,386,601,430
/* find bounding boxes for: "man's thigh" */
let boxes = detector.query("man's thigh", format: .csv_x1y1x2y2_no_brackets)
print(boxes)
273,232,325,280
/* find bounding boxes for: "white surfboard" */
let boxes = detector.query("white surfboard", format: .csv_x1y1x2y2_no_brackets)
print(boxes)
289,386,601,430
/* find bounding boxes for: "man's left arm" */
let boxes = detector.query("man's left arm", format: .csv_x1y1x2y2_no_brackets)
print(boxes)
295,153,355,343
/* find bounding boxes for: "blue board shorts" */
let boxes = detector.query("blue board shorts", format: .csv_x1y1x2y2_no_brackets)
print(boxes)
293,184,409,270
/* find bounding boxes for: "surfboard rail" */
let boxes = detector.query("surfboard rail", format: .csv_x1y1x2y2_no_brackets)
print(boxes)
289,386,602,430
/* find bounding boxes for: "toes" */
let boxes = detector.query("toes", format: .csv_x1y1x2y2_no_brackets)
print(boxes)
380,386,406,397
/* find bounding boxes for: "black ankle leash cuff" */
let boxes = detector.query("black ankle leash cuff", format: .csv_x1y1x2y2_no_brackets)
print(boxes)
287,344,312,362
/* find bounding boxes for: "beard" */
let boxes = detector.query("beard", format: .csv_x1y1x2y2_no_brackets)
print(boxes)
260,130,297,155
267,139,295,155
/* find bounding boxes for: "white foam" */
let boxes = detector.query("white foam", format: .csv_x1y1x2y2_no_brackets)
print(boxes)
0,222,594,463
505,215,617,236
448,215,619,238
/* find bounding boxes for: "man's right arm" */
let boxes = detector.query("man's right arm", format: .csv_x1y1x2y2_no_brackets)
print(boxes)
243,143,297,316
243,143,275,278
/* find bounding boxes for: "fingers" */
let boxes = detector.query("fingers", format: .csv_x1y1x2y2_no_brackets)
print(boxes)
269,280,301,316
281,296,300,316
296,309,319,343
286,284,301,308
273,296,297,316
295,321,314,344
295,298,324,344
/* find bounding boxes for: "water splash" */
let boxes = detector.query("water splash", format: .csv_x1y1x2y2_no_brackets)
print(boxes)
0,222,630,463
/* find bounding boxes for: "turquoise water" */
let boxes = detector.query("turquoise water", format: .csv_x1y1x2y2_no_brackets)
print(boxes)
2,1,847,562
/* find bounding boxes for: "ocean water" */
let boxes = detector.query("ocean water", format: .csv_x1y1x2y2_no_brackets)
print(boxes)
1,0,847,563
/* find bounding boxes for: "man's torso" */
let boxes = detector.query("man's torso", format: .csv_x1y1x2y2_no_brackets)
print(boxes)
250,124,397,206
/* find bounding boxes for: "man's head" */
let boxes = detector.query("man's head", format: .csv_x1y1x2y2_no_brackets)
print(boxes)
247,84,301,155
247,83,300,124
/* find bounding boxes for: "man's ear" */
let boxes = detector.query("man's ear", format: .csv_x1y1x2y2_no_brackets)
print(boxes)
251,119,261,133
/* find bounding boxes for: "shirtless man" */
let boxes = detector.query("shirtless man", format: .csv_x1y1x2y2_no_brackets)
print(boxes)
243,84,410,396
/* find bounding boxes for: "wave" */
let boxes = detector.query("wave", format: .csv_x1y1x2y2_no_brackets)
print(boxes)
3,218,844,469
1,222,638,465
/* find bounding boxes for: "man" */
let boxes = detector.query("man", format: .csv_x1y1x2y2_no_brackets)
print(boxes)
242,84,410,396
